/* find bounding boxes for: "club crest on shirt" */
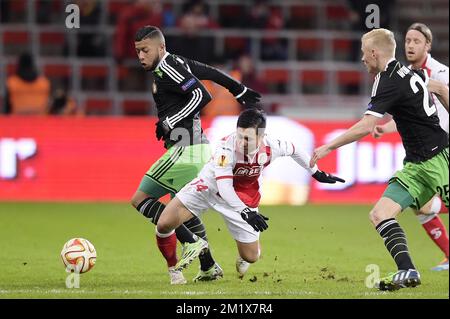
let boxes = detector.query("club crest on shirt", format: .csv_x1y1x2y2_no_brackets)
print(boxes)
257,153,268,166
217,155,228,167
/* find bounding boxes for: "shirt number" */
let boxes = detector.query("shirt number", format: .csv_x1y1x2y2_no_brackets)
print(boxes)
190,179,208,192
410,75,437,117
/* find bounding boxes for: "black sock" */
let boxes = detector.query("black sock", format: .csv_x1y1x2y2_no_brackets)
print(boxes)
376,218,415,271
175,225,198,244
184,216,207,240
184,216,216,271
136,198,198,243
136,197,165,224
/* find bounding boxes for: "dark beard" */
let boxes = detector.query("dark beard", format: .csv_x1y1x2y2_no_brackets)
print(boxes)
148,56,161,71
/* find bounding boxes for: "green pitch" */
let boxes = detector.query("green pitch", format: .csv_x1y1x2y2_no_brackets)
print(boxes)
0,202,448,299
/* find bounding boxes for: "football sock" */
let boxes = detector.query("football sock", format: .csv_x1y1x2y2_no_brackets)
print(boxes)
136,197,199,243
175,225,198,244
421,215,449,258
184,215,207,240
136,197,165,224
184,216,215,271
155,229,177,267
376,218,415,270
137,198,214,269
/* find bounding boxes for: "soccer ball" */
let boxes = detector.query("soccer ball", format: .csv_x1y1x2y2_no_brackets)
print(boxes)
61,238,96,274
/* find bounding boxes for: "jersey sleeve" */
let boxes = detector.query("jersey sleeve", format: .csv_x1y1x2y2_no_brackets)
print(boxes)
159,55,212,128
184,58,245,96
434,66,449,86
365,73,399,118
270,137,318,174
212,140,235,180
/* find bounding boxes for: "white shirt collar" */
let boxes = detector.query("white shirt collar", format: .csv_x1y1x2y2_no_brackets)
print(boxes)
423,53,432,68
408,53,431,70
156,51,170,70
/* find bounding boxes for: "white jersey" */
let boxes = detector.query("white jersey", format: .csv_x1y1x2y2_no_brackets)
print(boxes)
410,53,449,133
198,132,317,208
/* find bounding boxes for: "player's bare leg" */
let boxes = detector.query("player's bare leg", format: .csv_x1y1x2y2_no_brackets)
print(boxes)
157,197,208,271
415,196,449,271
235,240,260,279
369,196,421,291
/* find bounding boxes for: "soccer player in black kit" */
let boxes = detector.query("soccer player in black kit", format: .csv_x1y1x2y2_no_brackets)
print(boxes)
130,26,261,284
310,28,449,291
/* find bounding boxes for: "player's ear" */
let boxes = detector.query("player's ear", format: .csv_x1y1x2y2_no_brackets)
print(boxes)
159,42,165,54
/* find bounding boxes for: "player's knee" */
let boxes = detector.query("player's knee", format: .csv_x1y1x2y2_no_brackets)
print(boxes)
156,216,171,234
241,255,258,264
131,192,145,209
369,208,385,226
131,191,155,209
240,250,259,263
130,196,140,209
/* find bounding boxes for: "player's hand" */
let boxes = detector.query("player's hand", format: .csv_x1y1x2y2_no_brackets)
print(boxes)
312,170,345,184
155,119,171,141
309,145,332,168
372,125,385,139
240,208,269,232
235,86,261,106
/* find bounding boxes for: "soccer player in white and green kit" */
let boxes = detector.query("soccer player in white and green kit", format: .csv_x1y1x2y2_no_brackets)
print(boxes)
311,29,449,291
130,26,261,284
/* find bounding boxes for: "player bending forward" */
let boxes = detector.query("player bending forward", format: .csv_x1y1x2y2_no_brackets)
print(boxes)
156,109,345,281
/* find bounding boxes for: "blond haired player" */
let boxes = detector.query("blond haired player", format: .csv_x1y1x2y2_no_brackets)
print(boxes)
311,29,449,291
373,23,449,271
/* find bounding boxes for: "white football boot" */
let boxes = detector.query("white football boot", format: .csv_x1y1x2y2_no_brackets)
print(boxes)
236,256,250,279
168,267,187,285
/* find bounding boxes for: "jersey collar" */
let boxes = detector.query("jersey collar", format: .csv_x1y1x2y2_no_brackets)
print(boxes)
421,53,431,69
155,51,170,70
408,53,432,76
384,58,397,71
421,53,432,77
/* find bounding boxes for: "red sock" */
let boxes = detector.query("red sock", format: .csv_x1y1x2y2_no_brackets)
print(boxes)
156,231,178,267
422,215,449,258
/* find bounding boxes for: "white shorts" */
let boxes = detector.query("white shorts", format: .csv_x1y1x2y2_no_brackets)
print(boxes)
176,178,260,243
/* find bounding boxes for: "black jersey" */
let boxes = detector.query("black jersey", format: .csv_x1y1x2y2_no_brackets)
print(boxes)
365,59,449,163
151,52,245,148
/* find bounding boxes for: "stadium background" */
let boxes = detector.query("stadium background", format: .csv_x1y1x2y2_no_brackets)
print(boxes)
0,0,448,299
1,0,448,205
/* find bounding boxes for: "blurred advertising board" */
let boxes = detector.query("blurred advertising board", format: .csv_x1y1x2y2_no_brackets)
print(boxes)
0,116,403,204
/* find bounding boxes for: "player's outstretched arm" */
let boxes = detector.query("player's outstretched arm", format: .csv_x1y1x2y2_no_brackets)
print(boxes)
373,119,398,139
278,139,345,184
309,114,379,168
186,58,261,106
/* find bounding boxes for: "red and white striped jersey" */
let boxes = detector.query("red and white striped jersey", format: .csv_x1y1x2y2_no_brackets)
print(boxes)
198,133,317,209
